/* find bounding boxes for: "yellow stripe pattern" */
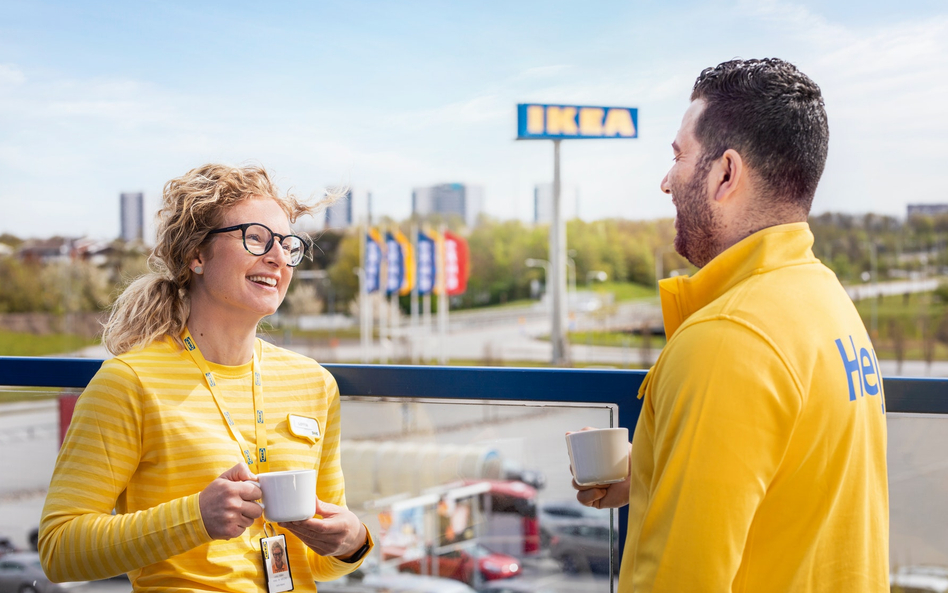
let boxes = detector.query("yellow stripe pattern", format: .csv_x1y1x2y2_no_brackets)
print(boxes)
39,338,362,591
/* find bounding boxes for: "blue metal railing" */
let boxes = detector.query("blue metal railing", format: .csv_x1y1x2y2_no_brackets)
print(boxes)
2,356,946,569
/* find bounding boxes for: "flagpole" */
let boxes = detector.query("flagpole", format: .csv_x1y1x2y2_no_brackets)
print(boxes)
379,228,388,364
410,223,419,364
358,226,368,363
389,227,399,363
438,224,448,365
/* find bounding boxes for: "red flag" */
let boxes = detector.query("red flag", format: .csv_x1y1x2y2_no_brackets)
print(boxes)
443,231,469,296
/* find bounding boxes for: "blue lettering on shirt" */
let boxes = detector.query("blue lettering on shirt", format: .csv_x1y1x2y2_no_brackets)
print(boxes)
835,334,885,413
861,347,879,396
835,335,862,401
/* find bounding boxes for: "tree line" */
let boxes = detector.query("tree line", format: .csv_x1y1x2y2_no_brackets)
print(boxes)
2,212,948,317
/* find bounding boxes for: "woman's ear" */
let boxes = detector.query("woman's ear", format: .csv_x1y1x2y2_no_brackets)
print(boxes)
190,251,206,276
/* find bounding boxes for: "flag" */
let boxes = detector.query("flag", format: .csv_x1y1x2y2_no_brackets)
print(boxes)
443,231,469,296
364,229,382,294
385,231,403,296
395,229,415,296
416,230,436,296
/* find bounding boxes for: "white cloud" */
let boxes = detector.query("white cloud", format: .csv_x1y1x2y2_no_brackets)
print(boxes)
0,64,26,86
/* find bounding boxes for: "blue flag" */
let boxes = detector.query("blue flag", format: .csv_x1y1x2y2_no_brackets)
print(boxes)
364,229,382,293
385,232,403,296
417,230,436,296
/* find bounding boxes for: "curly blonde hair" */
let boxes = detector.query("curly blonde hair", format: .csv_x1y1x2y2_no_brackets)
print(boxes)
103,164,333,355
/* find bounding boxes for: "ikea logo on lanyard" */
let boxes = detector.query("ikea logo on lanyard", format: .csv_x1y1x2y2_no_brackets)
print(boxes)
835,334,884,413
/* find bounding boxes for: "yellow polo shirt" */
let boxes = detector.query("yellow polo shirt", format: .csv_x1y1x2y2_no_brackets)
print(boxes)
621,223,889,592
40,338,370,591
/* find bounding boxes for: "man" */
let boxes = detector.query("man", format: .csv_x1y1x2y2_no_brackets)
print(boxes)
574,58,889,591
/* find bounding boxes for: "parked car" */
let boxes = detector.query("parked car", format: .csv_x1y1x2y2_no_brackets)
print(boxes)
393,543,520,585
477,578,557,593
539,500,610,532
889,565,948,593
319,574,476,593
0,552,86,593
318,569,477,593
546,520,617,575
539,500,609,548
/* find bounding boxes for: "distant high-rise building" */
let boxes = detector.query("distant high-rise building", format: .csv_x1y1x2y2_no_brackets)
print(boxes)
325,190,353,228
412,183,484,227
534,183,579,224
907,204,948,217
120,192,144,242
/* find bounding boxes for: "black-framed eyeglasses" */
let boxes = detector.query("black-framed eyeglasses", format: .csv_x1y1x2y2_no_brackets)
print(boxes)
206,223,309,267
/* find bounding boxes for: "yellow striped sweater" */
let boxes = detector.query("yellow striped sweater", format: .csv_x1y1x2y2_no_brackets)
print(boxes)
39,337,368,591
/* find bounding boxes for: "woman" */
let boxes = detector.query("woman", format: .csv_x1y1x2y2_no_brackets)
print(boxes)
39,164,372,591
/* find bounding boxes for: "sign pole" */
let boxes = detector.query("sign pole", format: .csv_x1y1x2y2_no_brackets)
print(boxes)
410,223,420,364
359,225,369,363
516,102,637,367
550,140,569,366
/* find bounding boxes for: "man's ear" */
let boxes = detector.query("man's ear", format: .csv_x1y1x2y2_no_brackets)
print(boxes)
711,148,744,203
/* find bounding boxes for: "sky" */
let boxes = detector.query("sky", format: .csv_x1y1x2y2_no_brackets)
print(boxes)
1,0,946,240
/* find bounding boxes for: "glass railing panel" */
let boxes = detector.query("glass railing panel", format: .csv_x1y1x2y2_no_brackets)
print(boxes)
319,396,621,592
0,387,79,554
888,412,948,591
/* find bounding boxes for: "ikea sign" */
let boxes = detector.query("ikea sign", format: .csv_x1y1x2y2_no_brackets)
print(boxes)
517,103,638,140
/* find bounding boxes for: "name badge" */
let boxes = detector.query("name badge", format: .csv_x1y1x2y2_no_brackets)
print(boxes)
260,534,293,592
287,415,321,444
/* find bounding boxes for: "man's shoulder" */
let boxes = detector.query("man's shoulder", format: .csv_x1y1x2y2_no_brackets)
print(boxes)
703,259,853,328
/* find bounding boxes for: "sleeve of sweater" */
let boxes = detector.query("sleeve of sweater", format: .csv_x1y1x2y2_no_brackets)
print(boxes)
38,358,213,582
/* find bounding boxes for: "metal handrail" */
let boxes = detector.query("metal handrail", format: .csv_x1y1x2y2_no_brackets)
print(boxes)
2,355,946,575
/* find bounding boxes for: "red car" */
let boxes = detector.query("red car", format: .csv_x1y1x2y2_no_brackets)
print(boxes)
393,543,520,585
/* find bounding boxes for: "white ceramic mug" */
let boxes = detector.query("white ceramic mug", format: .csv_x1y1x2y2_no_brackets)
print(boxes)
566,427,630,486
257,469,317,522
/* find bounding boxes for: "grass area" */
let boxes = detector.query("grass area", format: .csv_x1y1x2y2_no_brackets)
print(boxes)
0,330,98,357
592,281,658,302
0,387,68,403
568,330,667,349
853,291,948,330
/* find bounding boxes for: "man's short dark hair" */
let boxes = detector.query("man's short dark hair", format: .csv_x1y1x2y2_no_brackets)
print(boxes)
691,58,828,212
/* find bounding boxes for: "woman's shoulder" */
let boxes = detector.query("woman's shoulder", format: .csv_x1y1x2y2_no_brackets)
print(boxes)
113,336,187,368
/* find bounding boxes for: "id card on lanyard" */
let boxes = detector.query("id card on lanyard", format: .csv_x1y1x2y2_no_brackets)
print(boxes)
182,328,270,474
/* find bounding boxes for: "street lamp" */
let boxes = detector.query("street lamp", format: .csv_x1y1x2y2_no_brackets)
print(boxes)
864,241,878,337
586,270,608,285
525,258,552,293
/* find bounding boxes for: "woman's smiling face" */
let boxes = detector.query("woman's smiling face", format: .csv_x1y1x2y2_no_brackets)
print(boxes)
190,197,295,324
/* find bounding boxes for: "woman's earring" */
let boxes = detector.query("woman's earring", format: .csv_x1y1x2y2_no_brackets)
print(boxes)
194,266,203,275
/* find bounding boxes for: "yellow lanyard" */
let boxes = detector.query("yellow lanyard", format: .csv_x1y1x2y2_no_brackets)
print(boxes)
182,328,270,474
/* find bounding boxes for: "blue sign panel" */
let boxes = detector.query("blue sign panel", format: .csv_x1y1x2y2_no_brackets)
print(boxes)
517,103,638,140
